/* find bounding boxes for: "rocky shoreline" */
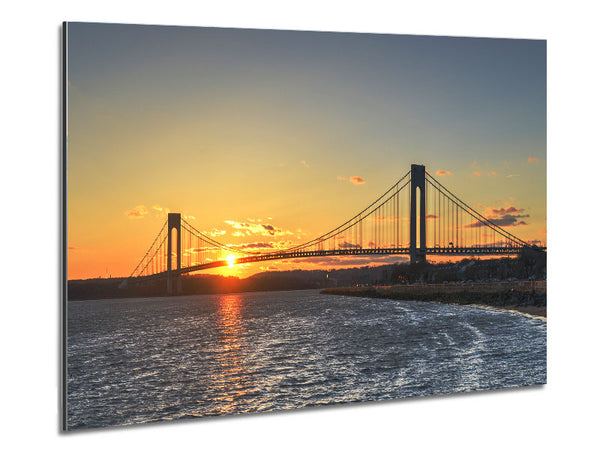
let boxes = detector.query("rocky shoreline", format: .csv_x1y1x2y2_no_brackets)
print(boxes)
321,281,546,318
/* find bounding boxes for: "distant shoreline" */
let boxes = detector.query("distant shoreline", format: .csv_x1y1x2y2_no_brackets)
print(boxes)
321,281,547,318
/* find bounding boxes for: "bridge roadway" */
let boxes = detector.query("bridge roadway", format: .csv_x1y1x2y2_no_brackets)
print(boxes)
133,246,545,282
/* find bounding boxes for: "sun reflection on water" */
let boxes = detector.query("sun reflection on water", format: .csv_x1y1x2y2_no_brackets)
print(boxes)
210,295,249,415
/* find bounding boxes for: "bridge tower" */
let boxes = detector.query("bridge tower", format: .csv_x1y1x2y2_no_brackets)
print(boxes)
410,164,427,264
166,213,182,295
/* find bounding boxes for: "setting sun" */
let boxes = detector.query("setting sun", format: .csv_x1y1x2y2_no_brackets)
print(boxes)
226,254,237,268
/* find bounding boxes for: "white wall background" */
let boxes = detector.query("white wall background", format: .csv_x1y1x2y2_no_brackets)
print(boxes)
1,1,598,448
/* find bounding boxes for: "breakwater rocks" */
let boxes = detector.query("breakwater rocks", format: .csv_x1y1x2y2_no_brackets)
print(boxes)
322,281,546,317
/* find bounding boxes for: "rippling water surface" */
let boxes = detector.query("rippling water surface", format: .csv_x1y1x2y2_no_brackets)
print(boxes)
67,290,546,429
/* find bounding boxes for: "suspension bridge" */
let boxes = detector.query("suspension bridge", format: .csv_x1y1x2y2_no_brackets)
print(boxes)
126,164,545,294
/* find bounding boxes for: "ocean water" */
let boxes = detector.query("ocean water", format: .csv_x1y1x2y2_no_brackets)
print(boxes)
67,289,546,429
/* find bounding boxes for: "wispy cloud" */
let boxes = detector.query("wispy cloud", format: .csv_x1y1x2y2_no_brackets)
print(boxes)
337,175,366,185
490,206,524,215
528,157,539,163
349,176,365,185
228,240,294,251
125,205,148,219
188,246,220,252
471,166,496,177
151,204,195,220
436,170,452,176
465,204,529,228
466,214,529,228
225,219,294,237
506,174,520,178
301,160,310,168
231,242,274,249
203,228,227,237
151,204,171,217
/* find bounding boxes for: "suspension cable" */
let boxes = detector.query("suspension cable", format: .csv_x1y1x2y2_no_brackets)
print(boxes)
425,172,530,247
134,234,167,277
129,220,167,277
283,171,411,252
181,219,252,255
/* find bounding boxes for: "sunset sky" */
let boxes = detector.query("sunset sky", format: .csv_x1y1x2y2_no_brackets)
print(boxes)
66,23,546,280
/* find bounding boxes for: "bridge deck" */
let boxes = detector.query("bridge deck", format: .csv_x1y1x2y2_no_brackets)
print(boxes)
131,246,545,282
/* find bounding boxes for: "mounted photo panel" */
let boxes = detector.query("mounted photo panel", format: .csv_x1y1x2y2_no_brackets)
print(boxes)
63,22,546,430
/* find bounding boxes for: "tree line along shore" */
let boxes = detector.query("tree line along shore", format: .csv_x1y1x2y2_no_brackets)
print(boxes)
321,281,546,318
